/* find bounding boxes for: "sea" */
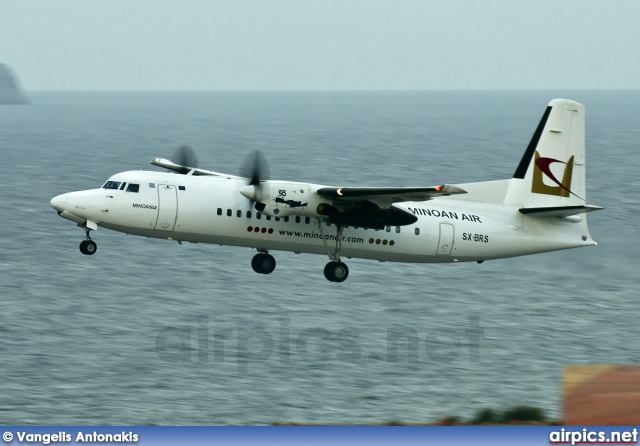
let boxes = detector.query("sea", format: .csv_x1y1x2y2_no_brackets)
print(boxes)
0,90,638,425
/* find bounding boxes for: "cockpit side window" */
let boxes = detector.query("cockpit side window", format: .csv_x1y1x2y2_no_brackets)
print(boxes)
126,183,140,193
103,181,121,190
119,182,127,190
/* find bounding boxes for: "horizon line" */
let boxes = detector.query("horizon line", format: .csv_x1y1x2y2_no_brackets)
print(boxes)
22,88,640,93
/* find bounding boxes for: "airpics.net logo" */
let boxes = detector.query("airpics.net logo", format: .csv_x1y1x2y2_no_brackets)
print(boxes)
531,150,582,199
549,428,638,445
155,315,483,374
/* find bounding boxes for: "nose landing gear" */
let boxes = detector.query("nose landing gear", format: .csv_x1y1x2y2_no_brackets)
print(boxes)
79,228,97,255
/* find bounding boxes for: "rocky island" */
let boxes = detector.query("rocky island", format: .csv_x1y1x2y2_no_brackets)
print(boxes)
0,64,28,104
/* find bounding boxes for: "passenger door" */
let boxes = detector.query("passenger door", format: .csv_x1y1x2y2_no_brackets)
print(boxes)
436,223,454,255
155,185,177,231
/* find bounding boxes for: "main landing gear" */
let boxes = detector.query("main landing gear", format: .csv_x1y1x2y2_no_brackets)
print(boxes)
251,251,276,274
79,228,97,255
249,220,350,282
317,219,349,282
323,260,349,282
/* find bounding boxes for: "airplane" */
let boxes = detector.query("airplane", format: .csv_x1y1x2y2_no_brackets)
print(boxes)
50,98,601,282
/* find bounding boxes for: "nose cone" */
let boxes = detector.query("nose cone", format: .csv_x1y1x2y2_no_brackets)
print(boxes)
50,194,68,213
240,185,259,202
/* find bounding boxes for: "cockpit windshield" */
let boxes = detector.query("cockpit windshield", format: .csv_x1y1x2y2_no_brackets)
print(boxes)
102,181,121,190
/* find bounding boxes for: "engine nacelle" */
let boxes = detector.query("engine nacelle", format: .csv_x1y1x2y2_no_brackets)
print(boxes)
242,182,337,218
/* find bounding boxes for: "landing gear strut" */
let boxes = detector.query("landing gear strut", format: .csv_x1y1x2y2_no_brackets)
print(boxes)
79,228,97,255
316,219,349,282
251,251,276,274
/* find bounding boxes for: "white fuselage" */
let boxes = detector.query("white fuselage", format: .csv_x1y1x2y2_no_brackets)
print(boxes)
51,170,595,264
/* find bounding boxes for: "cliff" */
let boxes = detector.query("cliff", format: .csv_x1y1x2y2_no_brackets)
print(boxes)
0,64,28,104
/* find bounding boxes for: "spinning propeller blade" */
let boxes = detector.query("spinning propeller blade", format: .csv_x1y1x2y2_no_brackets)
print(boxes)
240,150,270,186
172,145,198,169
239,151,270,210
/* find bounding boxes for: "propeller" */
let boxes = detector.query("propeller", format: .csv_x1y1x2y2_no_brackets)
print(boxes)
240,150,270,186
239,151,270,208
172,145,198,169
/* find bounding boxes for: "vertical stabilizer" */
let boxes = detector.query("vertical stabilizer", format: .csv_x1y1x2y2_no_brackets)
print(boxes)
505,99,586,207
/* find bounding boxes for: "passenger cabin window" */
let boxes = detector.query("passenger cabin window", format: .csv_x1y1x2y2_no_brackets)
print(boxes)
227,209,232,217
217,208,222,216
237,210,242,218
415,228,420,235
126,183,140,193
103,181,121,190
247,211,252,219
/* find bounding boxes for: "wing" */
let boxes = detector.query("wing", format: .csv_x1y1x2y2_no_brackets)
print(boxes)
150,158,243,179
316,184,466,208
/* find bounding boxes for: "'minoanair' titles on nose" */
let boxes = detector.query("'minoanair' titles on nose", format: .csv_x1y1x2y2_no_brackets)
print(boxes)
132,203,157,210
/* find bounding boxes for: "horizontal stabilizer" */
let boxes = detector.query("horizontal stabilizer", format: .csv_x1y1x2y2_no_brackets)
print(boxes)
519,205,603,218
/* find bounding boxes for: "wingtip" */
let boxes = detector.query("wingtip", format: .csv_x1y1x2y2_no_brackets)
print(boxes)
150,157,175,166
442,185,467,195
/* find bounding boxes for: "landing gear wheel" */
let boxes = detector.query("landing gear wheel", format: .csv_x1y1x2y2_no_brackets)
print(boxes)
324,261,349,282
251,253,276,274
79,240,97,255
251,253,262,273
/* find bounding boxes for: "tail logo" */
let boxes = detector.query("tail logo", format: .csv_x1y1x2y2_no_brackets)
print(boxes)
531,151,581,199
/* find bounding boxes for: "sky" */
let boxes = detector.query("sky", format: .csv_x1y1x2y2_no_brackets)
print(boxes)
1,0,639,91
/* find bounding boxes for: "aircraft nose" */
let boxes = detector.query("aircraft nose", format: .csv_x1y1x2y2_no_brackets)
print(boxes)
50,194,68,213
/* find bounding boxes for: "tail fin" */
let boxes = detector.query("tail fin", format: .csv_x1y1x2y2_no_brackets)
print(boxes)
505,99,587,207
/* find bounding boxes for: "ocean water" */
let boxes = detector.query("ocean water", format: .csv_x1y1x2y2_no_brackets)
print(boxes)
0,90,638,425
